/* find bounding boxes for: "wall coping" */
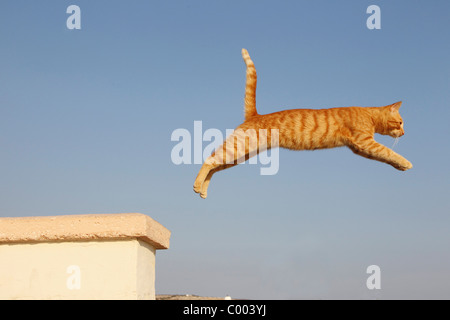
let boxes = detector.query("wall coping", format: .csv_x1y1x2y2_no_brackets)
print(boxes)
0,213,170,249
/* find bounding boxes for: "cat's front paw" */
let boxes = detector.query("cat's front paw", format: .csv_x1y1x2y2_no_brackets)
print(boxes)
395,160,413,171
404,161,413,170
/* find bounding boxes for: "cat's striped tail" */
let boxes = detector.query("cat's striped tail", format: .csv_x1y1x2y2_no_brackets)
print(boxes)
242,48,258,120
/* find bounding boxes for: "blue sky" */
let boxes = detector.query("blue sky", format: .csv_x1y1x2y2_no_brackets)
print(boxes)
1,1,449,299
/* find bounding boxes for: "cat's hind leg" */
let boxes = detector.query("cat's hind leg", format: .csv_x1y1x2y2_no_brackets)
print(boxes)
193,151,228,198
194,128,263,198
193,162,216,196
199,164,237,198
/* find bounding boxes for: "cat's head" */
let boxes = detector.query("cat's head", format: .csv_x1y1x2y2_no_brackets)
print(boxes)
379,101,405,138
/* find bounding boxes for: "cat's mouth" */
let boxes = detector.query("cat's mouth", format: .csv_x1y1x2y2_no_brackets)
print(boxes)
391,131,404,138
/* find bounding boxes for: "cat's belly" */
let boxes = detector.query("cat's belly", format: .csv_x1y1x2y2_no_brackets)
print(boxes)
278,124,344,151
279,135,344,151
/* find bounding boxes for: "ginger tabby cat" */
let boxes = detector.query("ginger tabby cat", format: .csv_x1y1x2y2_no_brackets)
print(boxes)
193,49,412,199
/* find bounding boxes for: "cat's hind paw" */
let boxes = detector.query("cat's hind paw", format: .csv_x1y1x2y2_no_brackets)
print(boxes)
193,184,201,194
194,185,208,199
194,184,208,199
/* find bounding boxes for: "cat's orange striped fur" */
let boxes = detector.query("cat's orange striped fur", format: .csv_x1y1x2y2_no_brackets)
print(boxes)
193,49,412,198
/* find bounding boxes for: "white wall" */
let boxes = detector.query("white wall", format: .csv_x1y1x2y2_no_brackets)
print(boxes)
0,239,156,300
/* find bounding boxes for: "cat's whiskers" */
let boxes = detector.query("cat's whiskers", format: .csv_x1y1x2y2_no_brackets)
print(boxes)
392,137,400,149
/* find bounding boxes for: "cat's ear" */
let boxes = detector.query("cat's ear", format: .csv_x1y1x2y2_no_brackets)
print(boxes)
388,101,402,113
